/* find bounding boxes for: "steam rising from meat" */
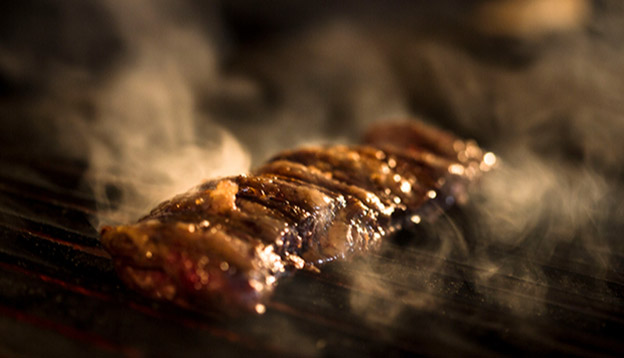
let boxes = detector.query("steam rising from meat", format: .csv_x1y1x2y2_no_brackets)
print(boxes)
81,0,252,226
2,0,624,349
345,1,624,328
82,2,411,229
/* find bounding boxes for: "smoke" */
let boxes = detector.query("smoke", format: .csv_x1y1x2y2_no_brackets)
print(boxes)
0,0,252,226
2,0,624,351
211,19,409,162
1,1,409,226
74,2,409,228
82,1,252,226
348,150,618,327
345,0,624,330
468,152,613,315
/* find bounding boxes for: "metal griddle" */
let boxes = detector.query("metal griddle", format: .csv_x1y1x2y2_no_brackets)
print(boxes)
0,155,623,357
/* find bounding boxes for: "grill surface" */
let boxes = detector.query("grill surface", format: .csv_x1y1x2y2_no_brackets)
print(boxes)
0,154,623,357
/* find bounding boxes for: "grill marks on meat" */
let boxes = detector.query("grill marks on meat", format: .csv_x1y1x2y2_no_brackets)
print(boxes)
100,120,495,314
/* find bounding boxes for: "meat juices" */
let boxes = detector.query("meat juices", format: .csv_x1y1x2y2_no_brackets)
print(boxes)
100,120,495,314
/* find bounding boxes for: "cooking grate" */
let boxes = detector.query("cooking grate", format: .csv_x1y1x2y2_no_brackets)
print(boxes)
0,155,623,357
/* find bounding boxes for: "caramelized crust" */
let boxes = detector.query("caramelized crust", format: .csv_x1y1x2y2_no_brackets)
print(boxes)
100,120,495,314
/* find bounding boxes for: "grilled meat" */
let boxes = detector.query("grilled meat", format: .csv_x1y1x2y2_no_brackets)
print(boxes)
100,120,495,314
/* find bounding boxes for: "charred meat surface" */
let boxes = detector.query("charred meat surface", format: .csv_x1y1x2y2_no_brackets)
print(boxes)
100,120,495,314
